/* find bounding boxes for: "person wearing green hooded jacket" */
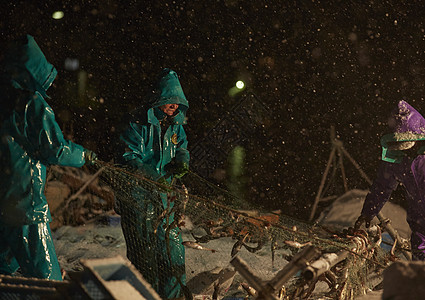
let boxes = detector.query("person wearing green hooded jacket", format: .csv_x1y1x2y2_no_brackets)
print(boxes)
0,35,97,281
117,68,190,299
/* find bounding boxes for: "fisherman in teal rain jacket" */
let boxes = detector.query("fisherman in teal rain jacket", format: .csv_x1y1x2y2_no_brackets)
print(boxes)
0,35,97,280
118,68,190,299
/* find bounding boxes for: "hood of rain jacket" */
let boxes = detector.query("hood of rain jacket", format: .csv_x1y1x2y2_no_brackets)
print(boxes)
381,100,425,163
120,68,190,181
0,35,86,225
1,35,57,99
147,68,189,126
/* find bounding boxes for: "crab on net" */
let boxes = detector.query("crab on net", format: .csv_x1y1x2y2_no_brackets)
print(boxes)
188,209,279,257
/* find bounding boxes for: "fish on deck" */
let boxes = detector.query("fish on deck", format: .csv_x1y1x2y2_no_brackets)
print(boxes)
182,241,217,253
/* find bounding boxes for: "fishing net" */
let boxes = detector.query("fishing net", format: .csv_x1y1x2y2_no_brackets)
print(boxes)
75,159,398,300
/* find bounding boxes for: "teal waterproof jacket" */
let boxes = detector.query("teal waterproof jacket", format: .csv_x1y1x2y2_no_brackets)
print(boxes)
120,68,190,180
119,68,190,299
0,35,87,225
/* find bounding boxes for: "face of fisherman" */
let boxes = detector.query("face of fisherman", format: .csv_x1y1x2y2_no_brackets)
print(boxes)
159,103,179,116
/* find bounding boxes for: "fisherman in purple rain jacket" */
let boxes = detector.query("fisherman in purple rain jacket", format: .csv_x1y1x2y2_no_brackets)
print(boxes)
354,100,425,260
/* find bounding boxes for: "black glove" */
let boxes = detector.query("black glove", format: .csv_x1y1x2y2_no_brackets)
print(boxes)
165,162,189,179
354,215,373,231
173,162,189,179
84,150,98,166
343,215,373,236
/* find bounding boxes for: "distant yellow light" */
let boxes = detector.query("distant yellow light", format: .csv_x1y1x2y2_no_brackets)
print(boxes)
52,11,64,20
236,80,245,89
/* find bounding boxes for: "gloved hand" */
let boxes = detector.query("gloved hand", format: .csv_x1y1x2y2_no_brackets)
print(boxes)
354,215,373,230
157,176,172,193
173,162,189,178
84,150,98,166
165,162,189,179
343,215,373,236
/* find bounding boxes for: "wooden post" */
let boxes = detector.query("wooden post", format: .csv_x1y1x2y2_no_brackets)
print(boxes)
310,126,339,221
339,146,372,185
266,245,320,291
303,250,349,281
230,256,277,300
337,147,348,192
309,146,336,221
231,245,320,300
230,256,265,293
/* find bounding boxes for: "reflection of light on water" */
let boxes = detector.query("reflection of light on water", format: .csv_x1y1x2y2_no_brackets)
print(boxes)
52,11,64,20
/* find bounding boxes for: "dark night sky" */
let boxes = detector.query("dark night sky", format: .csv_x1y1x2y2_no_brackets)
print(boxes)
2,1,425,219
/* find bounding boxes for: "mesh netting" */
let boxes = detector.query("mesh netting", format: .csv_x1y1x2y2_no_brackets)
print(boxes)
84,160,395,299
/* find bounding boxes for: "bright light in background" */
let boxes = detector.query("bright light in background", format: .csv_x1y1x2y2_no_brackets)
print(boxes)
64,58,80,71
236,80,245,89
52,11,64,20
229,80,247,97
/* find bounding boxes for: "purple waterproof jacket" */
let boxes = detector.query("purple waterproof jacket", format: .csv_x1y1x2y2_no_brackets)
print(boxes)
361,101,425,230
